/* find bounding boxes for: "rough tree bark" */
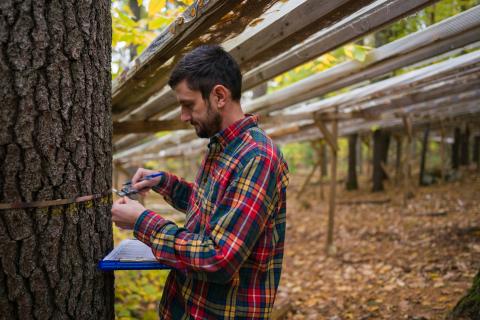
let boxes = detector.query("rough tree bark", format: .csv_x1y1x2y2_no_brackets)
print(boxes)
449,269,480,320
0,1,114,319
346,134,358,190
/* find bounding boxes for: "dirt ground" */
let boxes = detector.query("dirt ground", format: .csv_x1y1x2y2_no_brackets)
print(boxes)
274,169,480,320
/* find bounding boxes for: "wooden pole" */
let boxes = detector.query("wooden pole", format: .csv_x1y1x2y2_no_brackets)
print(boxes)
311,140,325,200
326,115,338,255
419,125,430,186
321,142,328,178
318,140,325,200
346,133,359,190
297,161,320,198
402,116,414,206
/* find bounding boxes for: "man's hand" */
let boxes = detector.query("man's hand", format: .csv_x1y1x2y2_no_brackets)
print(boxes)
111,197,147,230
131,168,163,196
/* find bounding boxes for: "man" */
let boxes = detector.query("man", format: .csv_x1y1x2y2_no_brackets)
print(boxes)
111,45,289,319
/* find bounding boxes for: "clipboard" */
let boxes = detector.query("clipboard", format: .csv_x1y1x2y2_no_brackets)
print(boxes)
98,239,171,271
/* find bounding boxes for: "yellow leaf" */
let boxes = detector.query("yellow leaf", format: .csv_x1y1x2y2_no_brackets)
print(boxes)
148,16,171,29
321,53,336,64
344,44,355,59
149,0,166,17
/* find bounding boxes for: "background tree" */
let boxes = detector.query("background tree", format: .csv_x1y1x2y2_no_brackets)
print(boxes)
0,1,114,318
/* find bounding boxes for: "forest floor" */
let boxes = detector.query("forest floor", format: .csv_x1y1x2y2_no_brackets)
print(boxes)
275,168,480,320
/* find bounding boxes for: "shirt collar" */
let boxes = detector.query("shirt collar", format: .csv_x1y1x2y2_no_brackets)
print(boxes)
209,114,259,149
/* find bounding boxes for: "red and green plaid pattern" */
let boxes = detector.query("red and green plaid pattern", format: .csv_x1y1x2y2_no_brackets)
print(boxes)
134,115,289,319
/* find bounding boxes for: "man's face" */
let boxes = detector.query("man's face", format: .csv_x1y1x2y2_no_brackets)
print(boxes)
175,80,222,138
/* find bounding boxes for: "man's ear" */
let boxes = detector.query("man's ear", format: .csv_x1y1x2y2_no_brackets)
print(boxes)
212,85,229,109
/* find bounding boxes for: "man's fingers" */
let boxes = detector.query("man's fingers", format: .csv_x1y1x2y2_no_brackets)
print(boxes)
132,180,151,191
113,198,126,206
131,168,144,185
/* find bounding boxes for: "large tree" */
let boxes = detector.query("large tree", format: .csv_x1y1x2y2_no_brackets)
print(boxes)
0,1,114,319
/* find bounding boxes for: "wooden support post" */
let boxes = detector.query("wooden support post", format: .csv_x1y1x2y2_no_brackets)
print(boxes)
419,125,430,186
297,161,320,198
402,116,414,206
320,115,338,255
311,140,325,200
318,141,325,200
321,142,328,178
346,134,358,190
315,116,339,154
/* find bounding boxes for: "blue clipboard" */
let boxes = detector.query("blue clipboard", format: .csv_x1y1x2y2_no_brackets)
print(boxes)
98,239,171,271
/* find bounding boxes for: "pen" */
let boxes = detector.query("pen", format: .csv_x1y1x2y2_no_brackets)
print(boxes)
122,172,164,186
113,172,164,197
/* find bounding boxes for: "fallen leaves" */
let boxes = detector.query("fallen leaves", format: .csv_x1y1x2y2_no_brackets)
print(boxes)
275,171,480,319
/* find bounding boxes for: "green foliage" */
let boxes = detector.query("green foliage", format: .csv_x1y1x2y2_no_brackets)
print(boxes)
113,227,169,319
112,0,194,79
281,143,314,173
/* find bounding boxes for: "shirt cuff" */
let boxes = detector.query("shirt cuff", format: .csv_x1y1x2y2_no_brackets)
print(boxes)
151,172,173,196
133,209,168,246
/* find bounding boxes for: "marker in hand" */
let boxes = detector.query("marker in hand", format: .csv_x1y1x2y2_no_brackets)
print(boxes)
113,172,164,198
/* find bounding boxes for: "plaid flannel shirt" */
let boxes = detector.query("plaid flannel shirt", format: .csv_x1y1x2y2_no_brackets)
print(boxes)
134,115,289,319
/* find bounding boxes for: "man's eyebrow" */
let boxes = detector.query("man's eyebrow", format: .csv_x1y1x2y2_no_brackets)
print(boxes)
179,99,194,104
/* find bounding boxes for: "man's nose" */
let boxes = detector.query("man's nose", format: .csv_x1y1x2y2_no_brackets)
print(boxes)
180,109,191,122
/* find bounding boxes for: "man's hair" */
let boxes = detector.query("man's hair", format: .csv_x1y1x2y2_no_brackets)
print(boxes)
168,45,242,101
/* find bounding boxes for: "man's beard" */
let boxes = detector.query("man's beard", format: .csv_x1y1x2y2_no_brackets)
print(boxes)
192,100,222,138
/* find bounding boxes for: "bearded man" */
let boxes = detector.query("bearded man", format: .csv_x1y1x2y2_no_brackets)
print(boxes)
112,45,289,319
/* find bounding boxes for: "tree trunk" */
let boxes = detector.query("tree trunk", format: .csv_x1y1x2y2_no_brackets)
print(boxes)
419,126,430,186
473,136,480,162
474,136,480,172
449,269,480,319
452,127,461,170
460,125,470,166
0,2,114,319
346,134,358,190
372,130,390,192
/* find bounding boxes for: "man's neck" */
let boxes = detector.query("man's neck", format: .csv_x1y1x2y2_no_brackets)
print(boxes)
220,103,245,131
